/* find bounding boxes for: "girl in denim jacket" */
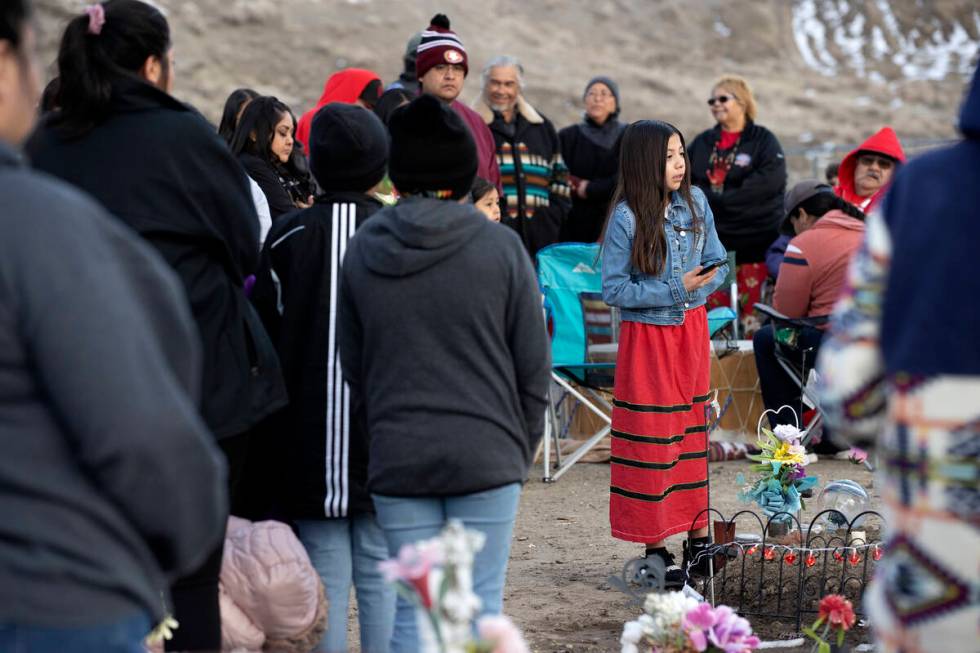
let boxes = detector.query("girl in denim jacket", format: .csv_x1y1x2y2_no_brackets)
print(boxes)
601,120,728,587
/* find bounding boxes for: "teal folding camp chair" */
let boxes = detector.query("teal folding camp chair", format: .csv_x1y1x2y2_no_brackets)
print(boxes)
537,242,615,482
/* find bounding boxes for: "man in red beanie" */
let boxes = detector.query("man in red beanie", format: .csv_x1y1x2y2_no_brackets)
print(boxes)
835,126,906,212
416,13,502,194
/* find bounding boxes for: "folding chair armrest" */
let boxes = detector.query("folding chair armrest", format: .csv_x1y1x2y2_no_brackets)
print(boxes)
754,303,830,330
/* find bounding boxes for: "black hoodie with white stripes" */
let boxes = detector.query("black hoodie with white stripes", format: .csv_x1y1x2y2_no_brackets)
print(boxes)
252,191,384,518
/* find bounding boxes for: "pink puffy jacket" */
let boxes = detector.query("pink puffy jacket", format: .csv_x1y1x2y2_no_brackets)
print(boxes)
149,517,326,652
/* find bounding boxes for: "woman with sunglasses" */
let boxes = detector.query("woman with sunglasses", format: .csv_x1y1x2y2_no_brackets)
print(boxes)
688,74,787,336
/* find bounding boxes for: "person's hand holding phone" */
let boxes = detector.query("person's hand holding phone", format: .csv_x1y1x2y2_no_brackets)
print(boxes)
682,262,720,292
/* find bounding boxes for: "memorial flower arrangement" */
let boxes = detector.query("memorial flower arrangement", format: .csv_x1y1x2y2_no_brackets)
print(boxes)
378,520,529,653
621,592,760,653
738,423,818,522
802,594,856,653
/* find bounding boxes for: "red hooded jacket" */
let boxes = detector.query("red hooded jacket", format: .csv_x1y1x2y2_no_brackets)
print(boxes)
834,126,906,213
295,69,381,150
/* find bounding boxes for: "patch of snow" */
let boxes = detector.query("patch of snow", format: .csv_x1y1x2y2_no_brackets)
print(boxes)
714,19,732,38
799,131,814,143
791,0,979,82
853,95,872,107
835,12,867,77
791,0,837,76
889,97,904,110
868,71,886,84
870,25,888,60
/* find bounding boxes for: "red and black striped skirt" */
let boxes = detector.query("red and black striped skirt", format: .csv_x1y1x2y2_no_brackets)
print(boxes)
610,308,711,543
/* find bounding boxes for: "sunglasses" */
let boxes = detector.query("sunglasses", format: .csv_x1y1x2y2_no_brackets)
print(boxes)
707,95,735,106
857,154,895,169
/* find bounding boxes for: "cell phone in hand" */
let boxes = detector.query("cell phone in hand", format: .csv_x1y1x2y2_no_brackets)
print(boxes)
696,260,723,276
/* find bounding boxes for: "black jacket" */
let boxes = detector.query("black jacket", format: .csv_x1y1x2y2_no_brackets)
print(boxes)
252,192,382,518
338,197,552,497
688,121,787,262
239,152,315,220
27,77,287,440
559,118,625,243
0,142,226,625
484,104,571,257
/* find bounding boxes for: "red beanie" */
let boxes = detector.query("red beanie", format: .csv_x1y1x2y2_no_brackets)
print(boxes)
415,14,468,80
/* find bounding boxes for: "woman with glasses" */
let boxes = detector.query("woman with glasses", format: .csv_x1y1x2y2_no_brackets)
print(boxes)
559,76,626,243
689,74,787,336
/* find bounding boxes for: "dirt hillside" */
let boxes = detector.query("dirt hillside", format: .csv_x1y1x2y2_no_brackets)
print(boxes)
34,0,978,171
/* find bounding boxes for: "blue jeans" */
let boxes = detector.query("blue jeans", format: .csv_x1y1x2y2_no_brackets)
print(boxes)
0,612,151,653
372,483,522,653
296,514,395,653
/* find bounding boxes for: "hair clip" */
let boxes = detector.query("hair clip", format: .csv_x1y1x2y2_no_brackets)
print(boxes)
85,4,106,35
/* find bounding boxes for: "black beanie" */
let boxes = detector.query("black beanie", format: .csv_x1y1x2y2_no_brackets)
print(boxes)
308,103,389,192
388,94,477,199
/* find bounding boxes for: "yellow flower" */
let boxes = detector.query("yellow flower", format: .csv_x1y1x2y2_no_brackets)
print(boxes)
773,442,806,465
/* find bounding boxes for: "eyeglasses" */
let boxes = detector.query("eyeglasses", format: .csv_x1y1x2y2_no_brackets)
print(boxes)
856,154,895,170
707,95,735,106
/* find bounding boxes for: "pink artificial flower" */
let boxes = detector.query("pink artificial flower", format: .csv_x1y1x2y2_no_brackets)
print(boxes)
709,606,759,653
684,602,718,630
477,615,530,653
687,628,708,652
848,447,869,464
377,541,445,608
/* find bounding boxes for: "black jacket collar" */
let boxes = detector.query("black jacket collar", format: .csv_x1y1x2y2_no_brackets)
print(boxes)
315,190,384,209
109,75,192,115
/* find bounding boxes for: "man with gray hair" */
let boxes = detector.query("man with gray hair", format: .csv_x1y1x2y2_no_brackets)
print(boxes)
478,55,570,257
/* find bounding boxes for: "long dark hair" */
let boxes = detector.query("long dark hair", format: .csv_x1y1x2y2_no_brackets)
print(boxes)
792,192,866,222
607,120,699,276
218,88,259,145
51,0,171,137
0,0,30,52
229,96,294,162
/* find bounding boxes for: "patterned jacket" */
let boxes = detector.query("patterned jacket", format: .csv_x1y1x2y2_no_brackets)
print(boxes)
815,68,980,652
478,96,571,257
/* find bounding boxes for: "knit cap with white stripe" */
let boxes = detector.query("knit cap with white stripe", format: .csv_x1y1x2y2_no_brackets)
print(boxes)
415,14,468,79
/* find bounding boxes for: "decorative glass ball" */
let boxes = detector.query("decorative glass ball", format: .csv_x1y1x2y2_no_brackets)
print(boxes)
818,479,871,529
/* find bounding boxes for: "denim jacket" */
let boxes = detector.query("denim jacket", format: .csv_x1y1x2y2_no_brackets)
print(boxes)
601,186,728,325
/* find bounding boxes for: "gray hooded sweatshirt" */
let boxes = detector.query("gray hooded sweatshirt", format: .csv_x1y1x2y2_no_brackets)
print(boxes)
338,197,551,497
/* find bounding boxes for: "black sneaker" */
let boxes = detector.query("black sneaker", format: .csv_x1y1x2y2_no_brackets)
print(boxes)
682,537,714,577
645,547,685,589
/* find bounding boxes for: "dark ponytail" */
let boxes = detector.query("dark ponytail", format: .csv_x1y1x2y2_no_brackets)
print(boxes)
794,192,867,222
51,0,170,137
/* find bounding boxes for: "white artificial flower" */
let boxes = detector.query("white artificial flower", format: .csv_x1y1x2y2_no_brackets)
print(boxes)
620,619,645,653
773,423,803,443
